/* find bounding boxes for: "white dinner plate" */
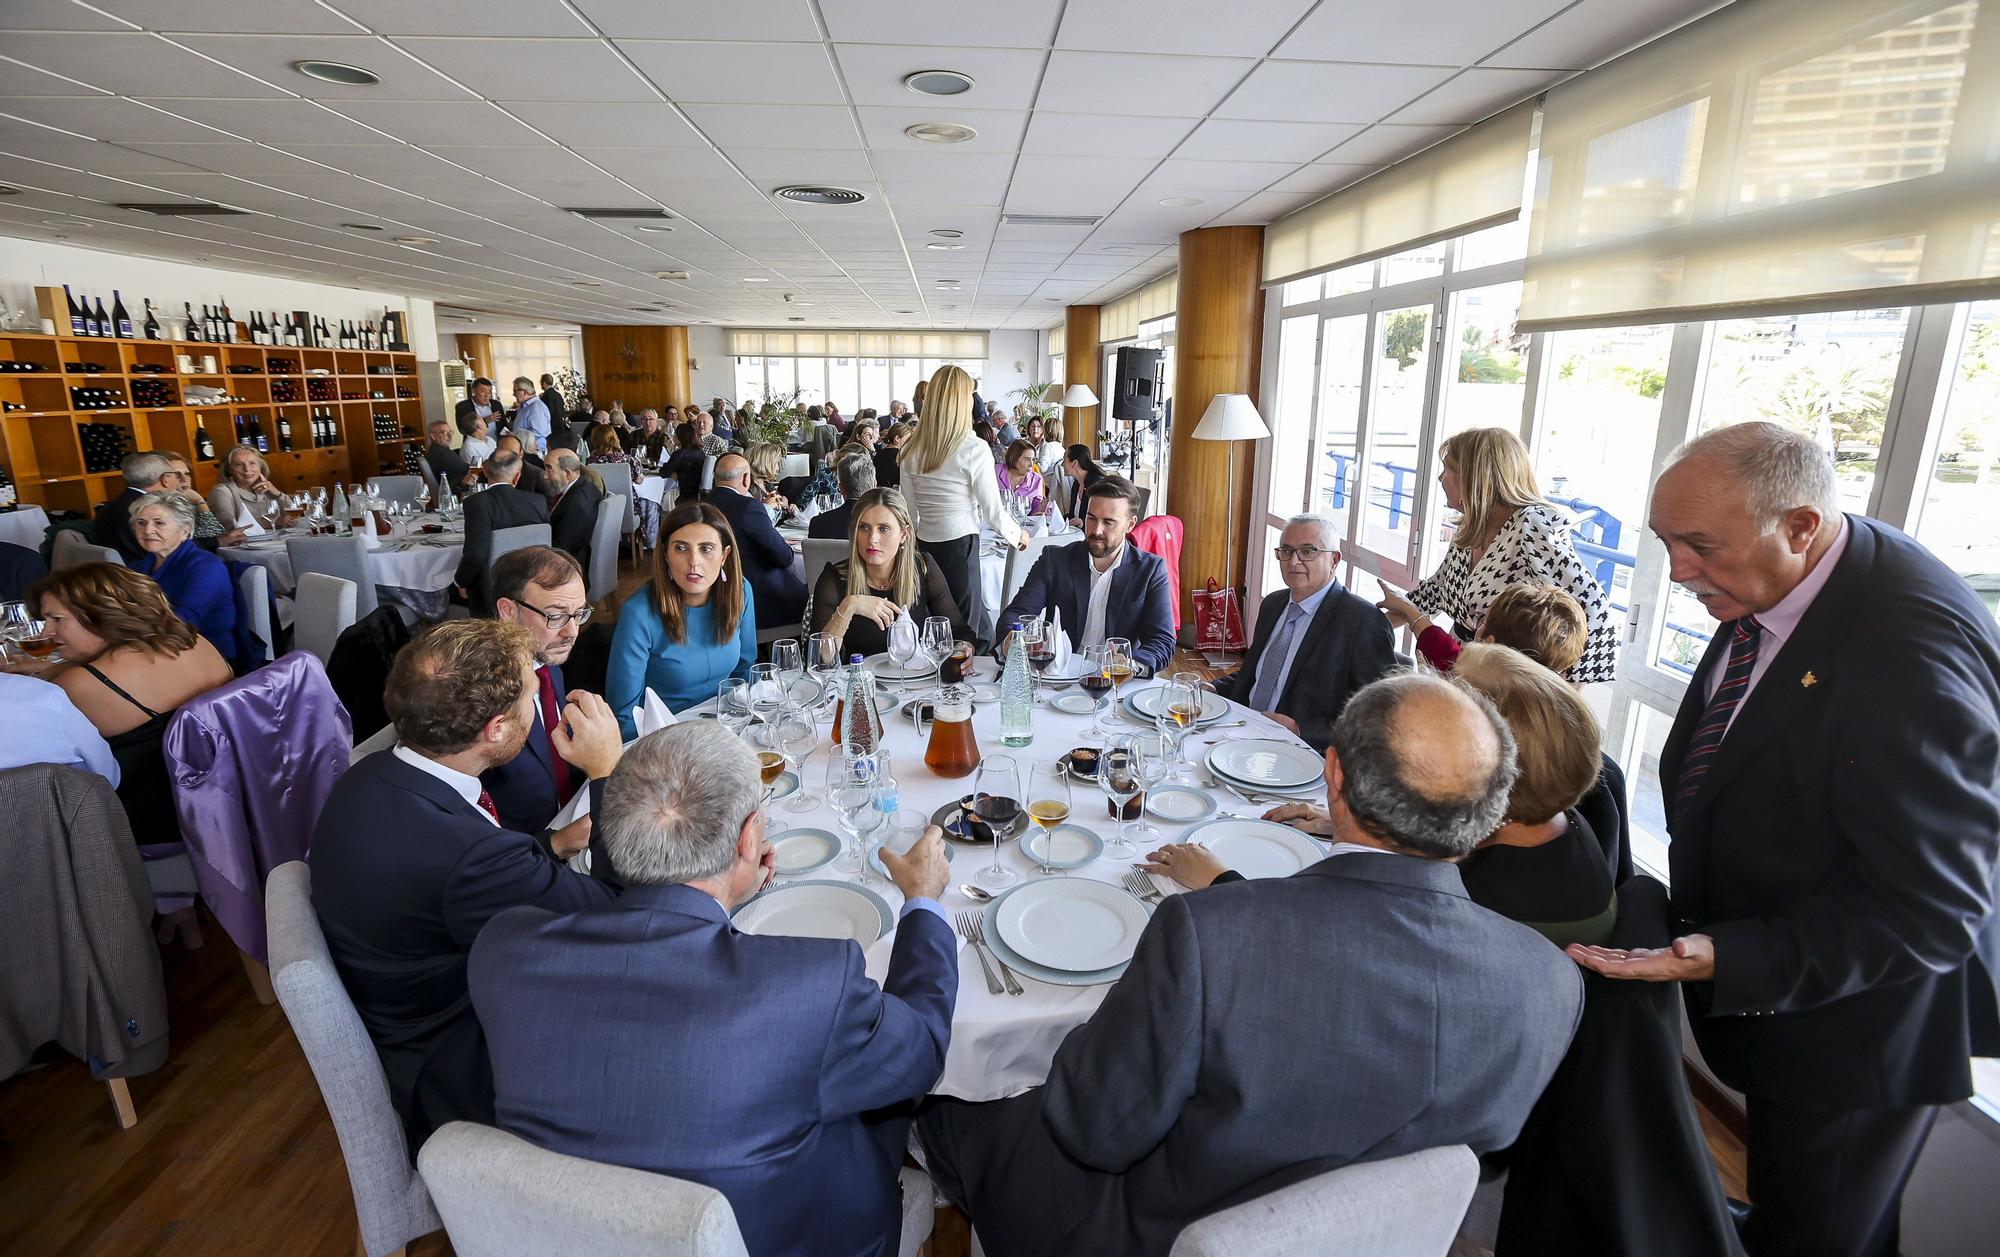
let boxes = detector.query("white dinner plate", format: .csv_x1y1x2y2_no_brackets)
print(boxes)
1207,739,1323,790
995,878,1150,972
1047,691,1099,717
1182,817,1326,880
768,827,841,876
1124,684,1230,725
1143,785,1219,825
1020,823,1103,870
1207,762,1322,800
732,879,893,944
864,652,932,681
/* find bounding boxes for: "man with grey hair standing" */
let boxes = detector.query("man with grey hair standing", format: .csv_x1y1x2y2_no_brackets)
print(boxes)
917,672,1584,1254
469,721,957,1257
1215,512,1397,751
1571,420,2000,1257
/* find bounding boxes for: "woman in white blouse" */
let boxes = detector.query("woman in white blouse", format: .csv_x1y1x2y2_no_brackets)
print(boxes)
897,364,1028,622
1381,427,1619,683
205,443,282,533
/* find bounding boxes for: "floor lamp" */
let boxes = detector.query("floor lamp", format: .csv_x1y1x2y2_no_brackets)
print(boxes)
1191,393,1270,648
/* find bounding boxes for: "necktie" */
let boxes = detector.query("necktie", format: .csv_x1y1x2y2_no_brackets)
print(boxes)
537,666,576,801
1671,616,1763,827
475,788,501,825
1248,604,1307,712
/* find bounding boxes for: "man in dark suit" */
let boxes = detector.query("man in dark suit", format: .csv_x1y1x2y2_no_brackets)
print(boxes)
310,619,621,1141
543,449,602,574
93,451,172,563
538,373,566,433
806,450,877,541
470,721,956,1257
706,453,806,631
917,672,1584,1253
493,434,547,498
424,419,476,494
0,540,45,603
1215,513,1396,751
480,547,596,836
1570,421,2000,1257
996,475,1177,675
454,449,550,609
454,377,504,430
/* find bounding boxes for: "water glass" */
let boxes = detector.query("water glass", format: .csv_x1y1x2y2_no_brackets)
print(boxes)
774,704,818,814
1098,735,1142,859
1127,732,1172,844
971,754,1022,891
749,662,784,726
921,616,954,690
771,638,803,693
828,754,882,873
806,631,842,711
717,678,753,738
0,601,30,641
886,617,920,681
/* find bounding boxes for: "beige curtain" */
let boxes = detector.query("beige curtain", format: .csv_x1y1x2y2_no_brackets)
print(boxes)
726,330,989,357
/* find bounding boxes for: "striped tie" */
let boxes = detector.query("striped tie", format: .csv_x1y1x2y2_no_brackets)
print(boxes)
1672,616,1763,826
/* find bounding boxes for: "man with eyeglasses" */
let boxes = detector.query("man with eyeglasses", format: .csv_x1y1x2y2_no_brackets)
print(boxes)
510,375,552,456
481,546,600,836
1214,513,1396,752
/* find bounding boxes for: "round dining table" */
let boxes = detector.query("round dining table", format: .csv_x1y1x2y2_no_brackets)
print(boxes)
561,664,1323,1102
222,514,465,622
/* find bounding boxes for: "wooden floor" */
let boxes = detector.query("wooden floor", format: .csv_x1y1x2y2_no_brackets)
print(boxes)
0,555,1746,1255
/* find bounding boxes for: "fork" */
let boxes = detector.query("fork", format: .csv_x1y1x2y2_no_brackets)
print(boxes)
969,915,1024,995
1121,870,1165,904
954,911,1006,995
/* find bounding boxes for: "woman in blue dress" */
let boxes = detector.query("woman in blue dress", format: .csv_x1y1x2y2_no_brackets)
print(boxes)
607,499,757,737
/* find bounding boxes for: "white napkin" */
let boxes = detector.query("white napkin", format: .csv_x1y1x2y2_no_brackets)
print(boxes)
357,512,381,550
631,687,678,737
1048,606,1074,670
746,679,787,708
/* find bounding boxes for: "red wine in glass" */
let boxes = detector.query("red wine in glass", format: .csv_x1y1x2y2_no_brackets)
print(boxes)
971,795,1021,830
1029,645,1056,673
1079,673,1112,697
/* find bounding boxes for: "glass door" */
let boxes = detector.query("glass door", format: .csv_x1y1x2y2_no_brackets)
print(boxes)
1349,293,1444,588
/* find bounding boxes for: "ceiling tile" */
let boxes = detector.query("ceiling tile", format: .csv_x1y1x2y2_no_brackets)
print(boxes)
1320,124,1459,165
119,139,345,179
90,0,365,35
1141,157,1299,193
321,98,548,146
142,97,391,144
882,179,1009,207
574,144,747,186
1484,0,1724,70
834,44,1047,111
1266,162,1373,195
500,101,709,149
334,0,592,38
1171,118,1362,163
0,1,136,32
0,95,233,143
1055,0,1313,58
1275,1,1569,66
1216,61,1452,123
866,149,1016,183
170,33,470,98
570,0,822,41
855,106,1027,154
681,103,860,150
1205,188,1319,226
620,40,844,106
428,144,616,184
1386,67,1557,126
278,143,460,179
730,148,878,183
1037,51,1253,117
5,32,292,98
393,37,657,102
818,0,1064,48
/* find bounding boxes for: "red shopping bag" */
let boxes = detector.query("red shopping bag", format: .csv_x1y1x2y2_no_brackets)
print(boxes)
1192,578,1248,652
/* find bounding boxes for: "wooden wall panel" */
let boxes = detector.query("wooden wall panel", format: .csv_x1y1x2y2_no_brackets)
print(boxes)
581,325,691,412
454,332,493,383
1167,226,1265,618
1062,305,1101,451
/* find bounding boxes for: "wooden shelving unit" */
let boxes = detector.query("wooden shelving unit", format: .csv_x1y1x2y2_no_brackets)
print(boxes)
0,287,423,516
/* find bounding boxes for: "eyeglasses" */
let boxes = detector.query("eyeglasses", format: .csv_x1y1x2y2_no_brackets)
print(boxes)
514,601,592,629
1273,545,1331,562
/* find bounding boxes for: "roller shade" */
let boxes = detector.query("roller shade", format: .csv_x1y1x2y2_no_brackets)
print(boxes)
1262,101,1536,286
727,329,989,357
1520,0,2000,332
1048,325,1065,356
1099,273,1179,343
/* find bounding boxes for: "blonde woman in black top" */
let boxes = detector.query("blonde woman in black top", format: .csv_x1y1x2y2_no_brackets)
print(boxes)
808,488,971,659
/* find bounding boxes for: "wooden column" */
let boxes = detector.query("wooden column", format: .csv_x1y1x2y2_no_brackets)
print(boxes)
1168,225,1265,620
663,325,691,409
1062,305,1101,452
581,325,689,413
455,332,494,382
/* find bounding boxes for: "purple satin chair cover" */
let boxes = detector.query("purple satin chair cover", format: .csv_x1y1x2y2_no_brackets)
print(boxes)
163,651,353,964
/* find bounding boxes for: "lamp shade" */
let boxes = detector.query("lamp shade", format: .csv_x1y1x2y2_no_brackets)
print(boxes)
1059,384,1099,408
1191,393,1269,442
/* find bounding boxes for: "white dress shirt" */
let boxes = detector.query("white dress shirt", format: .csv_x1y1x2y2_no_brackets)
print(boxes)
0,674,120,787
1701,515,1849,738
900,434,1027,546
1081,544,1127,649
393,744,497,825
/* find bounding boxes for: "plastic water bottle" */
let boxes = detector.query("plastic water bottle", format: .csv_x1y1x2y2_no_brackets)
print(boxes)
873,748,899,816
1000,621,1034,747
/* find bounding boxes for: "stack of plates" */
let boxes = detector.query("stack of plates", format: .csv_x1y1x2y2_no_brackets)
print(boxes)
1181,817,1325,879
979,878,1151,986
1205,738,1323,798
865,653,932,682
732,880,894,944
1121,684,1230,728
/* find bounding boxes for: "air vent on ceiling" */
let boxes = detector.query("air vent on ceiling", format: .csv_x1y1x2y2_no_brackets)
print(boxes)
775,185,867,206
116,202,249,216
563,207,675,221
654,270,691,281
1000,213,1102,228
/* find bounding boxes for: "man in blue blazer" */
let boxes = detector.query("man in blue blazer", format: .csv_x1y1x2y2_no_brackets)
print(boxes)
310,619,621,1143
996,475,1177,675
706,452,807,631
471,721,957,1257
480,546,596,837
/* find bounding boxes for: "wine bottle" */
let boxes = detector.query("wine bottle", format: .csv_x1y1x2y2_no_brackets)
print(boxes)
252,416,269,453
142,299,161,340
184,302,199,342
64,285,86,335
218,297,234,344
92,296,109,339
194,420,215,460
82,295,100,337
112,291,133,338
197,304,212,342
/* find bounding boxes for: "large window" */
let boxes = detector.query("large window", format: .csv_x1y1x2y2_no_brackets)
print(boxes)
1915,300,2000,620
729,356,986,411
489,336,574,393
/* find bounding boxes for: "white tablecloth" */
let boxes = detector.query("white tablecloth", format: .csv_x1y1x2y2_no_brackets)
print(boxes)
974,525,1081,644
560,672,1307,1102
222,518,463,595
0,505,49,551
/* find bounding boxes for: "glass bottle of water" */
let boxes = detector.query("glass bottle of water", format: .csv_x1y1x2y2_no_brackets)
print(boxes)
841,653,881,755
1000,621,1034,747
329,481,350,533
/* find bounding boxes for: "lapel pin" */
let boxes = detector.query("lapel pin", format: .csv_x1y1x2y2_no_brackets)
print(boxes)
1800,670,1818,688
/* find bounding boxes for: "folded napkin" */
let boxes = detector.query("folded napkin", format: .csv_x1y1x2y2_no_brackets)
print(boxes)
746,678,788,707
631,687,678,737
1048,607,1074,670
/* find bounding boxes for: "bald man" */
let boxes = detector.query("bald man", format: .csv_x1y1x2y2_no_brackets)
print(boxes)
495,434,548,498
917,673,1583,1255
706,454,806,630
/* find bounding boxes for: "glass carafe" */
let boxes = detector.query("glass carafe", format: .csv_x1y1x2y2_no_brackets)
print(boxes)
923,683,981,779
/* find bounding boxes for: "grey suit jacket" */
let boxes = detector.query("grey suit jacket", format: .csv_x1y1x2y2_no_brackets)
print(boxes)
919,853,1583,1255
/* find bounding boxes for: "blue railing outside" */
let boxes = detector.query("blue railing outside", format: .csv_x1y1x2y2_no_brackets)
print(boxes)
1321,451,1415,528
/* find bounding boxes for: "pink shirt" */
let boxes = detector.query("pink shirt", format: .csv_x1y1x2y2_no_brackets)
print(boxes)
1703,515,1848,736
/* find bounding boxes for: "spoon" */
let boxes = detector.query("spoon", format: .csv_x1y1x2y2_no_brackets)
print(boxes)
958,883,996,902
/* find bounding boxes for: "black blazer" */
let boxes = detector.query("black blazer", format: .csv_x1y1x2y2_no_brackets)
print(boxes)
92,486,149,564
454,483,551,597
1215,582,1396,751
550,476,603,572
666,447,706,503
996,541,1177,676
480,662,569,837
704,486,805,631
308,748,611,1138
918,854,1583,1255
425,441,472,491
455,398,503,428
873,444,901,490
1662,514,2000,1108
0,540,47,603
805,501,854,541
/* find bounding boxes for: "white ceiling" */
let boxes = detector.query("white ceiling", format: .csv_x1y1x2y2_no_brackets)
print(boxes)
0,0,1725,333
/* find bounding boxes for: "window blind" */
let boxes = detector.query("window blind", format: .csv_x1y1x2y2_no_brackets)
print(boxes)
727,329,989,357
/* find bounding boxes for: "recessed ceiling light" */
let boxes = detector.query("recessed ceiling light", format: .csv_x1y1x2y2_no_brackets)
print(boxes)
905,122,977,144
929,228,963,239
775,185,867,206
341,222,384,231
895,310,916,314
905,69,974,97
294,59,380,86
1101,245,1141,253
935,281,961,288
393,236,438,246
654,270,690,281
925,242,965,251
634,223,676,233
742,277,769,283
1158,196,1203,207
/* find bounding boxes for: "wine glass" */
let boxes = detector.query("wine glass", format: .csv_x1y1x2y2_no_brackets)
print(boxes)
1158,676,1204,784
886,616,920,686
828,753,883,874
805,631,842,713
773,703,819,814
1025,760,1072,877
1080,643,1115,737
413,480,430,511
1127,731,1172,844
771,638,803,701
749,661,784,728
1098,735,1142,859
970,754,1022,891
921,616,954,691
716,677,754,739
0,601,31,643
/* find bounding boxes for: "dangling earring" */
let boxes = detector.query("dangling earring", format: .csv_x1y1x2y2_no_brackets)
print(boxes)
718,567,727,583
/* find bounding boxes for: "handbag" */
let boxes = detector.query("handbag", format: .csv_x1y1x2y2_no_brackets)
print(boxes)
1192,578,1248,652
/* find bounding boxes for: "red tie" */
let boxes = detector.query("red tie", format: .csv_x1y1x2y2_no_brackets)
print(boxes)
537,666,576,801
475,789,501,824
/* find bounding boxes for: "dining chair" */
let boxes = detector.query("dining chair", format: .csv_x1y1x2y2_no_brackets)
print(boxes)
700,454,717,492
367,476,423,507
295,572,359,665
485,523,552,573
802,539,846,602
589,461,641,564
1169,1144,1477,1257
268,861,442,1257
52,529,124,570
586,493,624,604
287,533,378,619
235,562,273,667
